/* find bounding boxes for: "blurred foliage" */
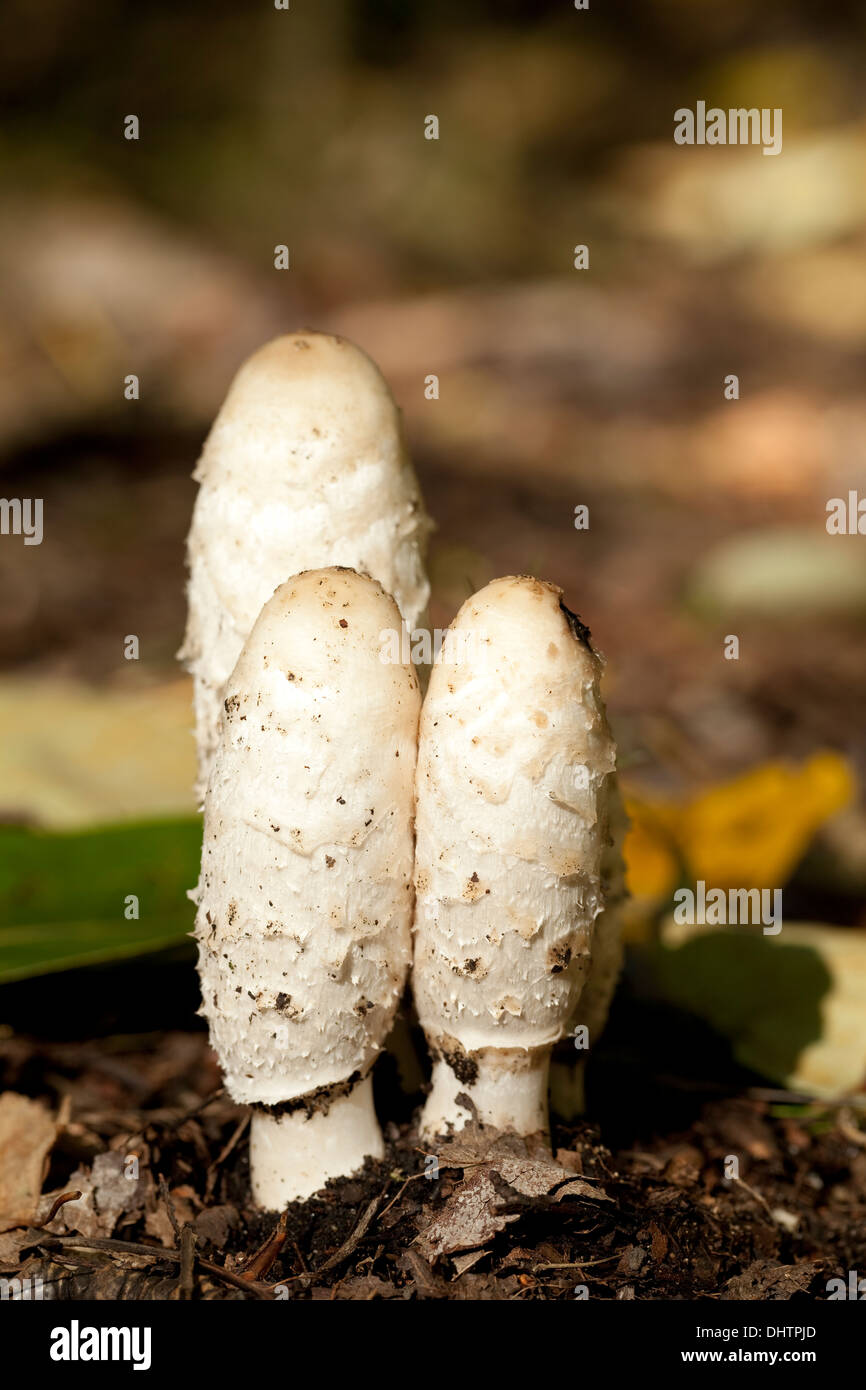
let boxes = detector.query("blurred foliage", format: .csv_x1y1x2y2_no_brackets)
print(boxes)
656,922,866,1097
0,679,196,828
0,818,198,982
653,930,831,1084
624,751,855,907
3,0,865,288
625,750,864,1096
687,530,866,620
681,753,854,889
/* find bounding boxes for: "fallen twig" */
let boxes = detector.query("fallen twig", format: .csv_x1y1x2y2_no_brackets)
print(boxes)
205,1113,250,1199
306,1193,383,1282
32,1230,275,1300
240,1212,287,1282
36,1190,82,1227
178,1225,196,1300
158,1174,182,1243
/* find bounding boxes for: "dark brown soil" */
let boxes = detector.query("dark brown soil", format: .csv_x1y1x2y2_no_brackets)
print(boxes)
2,1026,864,1301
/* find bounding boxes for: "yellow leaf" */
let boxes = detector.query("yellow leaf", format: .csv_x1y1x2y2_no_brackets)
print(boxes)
623,799,680,901
0,678,196,829
680,752,855,890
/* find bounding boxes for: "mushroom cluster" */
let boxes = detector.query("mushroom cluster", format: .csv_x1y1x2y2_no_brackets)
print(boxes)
185,332,625,1206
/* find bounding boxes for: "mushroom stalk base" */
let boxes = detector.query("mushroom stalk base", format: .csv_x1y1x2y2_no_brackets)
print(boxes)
420,1049,551,1140
250,1075,383,1208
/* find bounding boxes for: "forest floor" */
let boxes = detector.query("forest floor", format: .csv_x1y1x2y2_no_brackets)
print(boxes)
2,1025,864,1301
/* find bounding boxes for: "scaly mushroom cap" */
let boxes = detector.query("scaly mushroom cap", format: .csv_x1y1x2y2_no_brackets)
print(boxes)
195,567,420,1108
412,575,617,1085
181,331,430,795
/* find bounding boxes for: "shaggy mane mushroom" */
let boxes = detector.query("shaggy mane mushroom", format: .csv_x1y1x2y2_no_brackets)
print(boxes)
180,330,430,798
411,575,621,1139
194,567,420,1206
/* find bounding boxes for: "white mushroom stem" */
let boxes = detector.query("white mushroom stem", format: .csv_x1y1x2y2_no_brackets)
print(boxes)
411,576,618,1139
180,331,430,798
194,568,420,1207
423,1048,551,1137
250,1078,383,1206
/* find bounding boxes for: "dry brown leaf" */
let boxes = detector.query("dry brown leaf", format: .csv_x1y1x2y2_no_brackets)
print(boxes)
144,1204,178,1250
0,1228,37,1268
723,1260,822,1300
554,1177,612,1202
416,1171,519,1259
0,1093,57,1232
56,1152,149,1239
495,1156,573,1196
451,1248,489,1277
553,1148,584,1174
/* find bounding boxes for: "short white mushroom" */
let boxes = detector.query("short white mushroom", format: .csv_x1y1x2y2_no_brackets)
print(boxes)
180,331,430,797
412,575,619,1139
194,567,420,1207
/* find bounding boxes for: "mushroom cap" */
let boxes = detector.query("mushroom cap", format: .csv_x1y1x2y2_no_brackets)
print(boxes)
195,567,419,1107
181,331,430,795
194,332,413,489
412,575,616,1053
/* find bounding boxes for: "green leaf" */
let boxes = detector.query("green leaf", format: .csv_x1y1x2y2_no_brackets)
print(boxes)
0,818,200,983
651,931,833,1084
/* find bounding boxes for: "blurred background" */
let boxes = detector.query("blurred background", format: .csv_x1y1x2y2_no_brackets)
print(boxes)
2,0,866,1118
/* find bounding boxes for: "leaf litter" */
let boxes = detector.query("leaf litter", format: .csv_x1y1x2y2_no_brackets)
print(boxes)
1,1030,865,1299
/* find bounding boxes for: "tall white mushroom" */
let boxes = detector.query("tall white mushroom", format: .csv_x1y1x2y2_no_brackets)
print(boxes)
194,568,420,1207
180,331,430,798
412,576,619,1139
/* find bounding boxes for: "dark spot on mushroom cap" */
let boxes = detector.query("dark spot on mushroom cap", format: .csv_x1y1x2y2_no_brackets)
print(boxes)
559,601,593,650
339,618,348,628
547,943,572,975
